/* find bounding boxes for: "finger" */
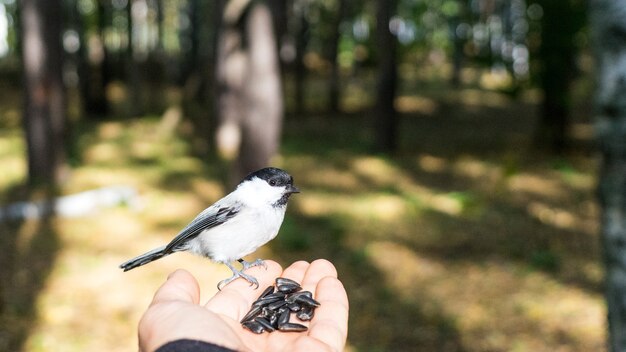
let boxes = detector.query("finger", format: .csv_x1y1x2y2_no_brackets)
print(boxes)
279,260,310,284
300,259,338,294
308,276,349,351
205,260,283,320
150,269,200,306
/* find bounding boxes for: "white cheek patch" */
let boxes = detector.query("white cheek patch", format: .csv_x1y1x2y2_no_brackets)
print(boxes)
237,177,285,208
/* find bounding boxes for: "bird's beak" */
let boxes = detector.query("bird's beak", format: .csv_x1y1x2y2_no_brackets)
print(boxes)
286,185,300,194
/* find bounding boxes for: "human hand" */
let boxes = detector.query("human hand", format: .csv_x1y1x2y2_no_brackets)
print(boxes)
138,259,349,352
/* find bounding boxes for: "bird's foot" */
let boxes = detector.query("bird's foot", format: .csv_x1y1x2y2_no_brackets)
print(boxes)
218,262,260,290
238,258,267,271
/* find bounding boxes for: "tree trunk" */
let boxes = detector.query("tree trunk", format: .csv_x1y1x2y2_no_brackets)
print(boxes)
77,0,109,117
180,0,201,85
126,0,142,116
533,0,584,153
450,0,465,87
293,3,309,114
266,0,287,60
328,0,346,113
591,1,626,351
98,0,113,91
20,0,67,186
374,0,398,153
216,0,283,183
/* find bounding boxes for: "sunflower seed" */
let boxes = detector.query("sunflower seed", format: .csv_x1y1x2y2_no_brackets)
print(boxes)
285,291,312,304
252,295,282,307
242,321,265,334
275,277,301,287
277,284,302,294
278,322,308,332
296,306,314,321
256,285,275,300
255,317,276,332
278,307,290,326
287,302,302,312
295,294,321,307
268,299,288,311
240,305,262,323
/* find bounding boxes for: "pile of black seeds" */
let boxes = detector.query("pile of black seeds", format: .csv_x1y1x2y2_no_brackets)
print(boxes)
240,277,320,334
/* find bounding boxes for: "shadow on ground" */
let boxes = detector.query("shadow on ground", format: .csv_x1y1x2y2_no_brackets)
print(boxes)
0,190,60,351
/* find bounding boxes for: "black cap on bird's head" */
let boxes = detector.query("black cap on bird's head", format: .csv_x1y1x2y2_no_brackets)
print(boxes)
243,167,300,195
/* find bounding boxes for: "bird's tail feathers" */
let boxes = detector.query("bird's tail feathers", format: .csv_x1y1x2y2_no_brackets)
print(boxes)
119,245,169,272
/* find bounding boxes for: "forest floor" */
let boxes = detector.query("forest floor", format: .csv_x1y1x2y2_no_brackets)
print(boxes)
0,81,605,351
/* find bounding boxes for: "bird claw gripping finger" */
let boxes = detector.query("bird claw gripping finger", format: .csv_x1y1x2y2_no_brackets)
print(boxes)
218,262,261,290
238,258,267,271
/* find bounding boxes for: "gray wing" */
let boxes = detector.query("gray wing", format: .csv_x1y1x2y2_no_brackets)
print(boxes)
163,203,242,253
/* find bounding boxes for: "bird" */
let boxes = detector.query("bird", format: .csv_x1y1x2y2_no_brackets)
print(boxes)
119,167,299,290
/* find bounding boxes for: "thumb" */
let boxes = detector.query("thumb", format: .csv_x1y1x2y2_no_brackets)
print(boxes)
150,269,201,306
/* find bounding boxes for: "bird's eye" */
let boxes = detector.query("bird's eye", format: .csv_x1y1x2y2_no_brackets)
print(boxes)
269,179,277,186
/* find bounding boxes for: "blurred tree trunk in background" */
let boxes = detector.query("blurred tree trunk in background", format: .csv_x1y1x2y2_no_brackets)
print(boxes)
216,0,283,183
20,0,67,186
180,0,206,100
77,0,109,117
183,1,223,156
293,3,309,114
98,0,113,93
591,1,626,351
450,0,465,87
327,0,346,113
180,0,201,86
126,0,142,117
267,0,287,64
374,0,398,153
532,0,584,153
156,0,164,52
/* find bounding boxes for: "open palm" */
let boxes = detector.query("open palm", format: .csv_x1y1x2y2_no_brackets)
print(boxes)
139,259,349,352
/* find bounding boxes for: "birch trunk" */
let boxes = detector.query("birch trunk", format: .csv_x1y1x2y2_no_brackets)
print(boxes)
591,1,626,350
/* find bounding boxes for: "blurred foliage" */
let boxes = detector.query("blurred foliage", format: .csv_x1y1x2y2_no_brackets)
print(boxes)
0,0,588,101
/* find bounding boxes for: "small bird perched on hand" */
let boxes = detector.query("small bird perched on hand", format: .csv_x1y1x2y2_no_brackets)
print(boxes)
119,167,299,290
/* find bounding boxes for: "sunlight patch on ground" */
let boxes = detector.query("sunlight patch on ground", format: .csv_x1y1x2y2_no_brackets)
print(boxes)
83,142,123,164
189,179,224,203
0,156,25,190
351,156,398,185
130,140,161,161
141,191,207,229
297,165,363,192
67,168,145,192
416,154,504,186
366,240,605,351
417,154,448,173
508,173,570,200
395,95,439,115
15,219,42,257
527,201,584,233
453,157,502,183
570,123,595,142
457,89,511,108
296,192,408,222
97,122,125,140
427,194,464,216
480,70,514,91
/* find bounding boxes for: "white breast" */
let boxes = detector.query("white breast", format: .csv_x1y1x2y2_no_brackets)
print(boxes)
186,204,286,263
